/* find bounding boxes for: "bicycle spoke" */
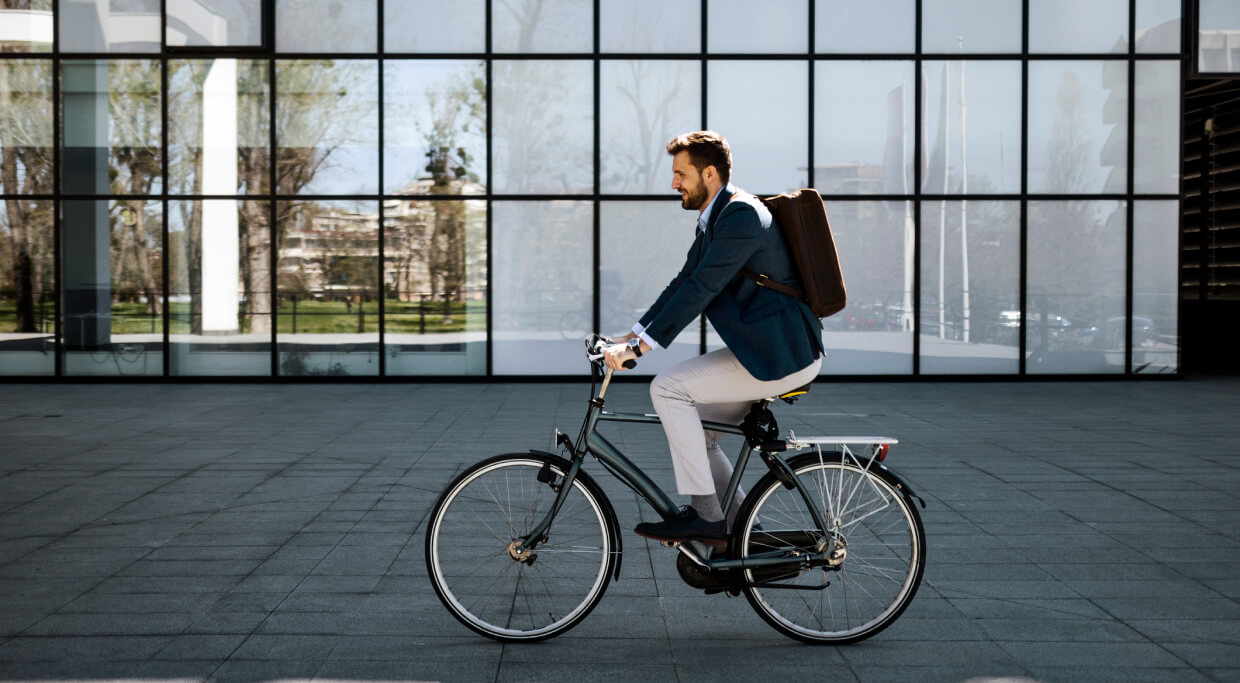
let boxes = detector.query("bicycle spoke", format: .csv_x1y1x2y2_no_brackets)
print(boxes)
427,456,614,642
739,459,923,644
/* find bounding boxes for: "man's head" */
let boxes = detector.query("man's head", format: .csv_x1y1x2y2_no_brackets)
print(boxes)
667,131,731,211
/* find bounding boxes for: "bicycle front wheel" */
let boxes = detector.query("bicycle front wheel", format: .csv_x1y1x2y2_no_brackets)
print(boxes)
425,453,617,642
733,453,925,644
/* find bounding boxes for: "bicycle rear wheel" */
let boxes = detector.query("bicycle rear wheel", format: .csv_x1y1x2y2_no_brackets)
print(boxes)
732,453,925,644
425,453,617,642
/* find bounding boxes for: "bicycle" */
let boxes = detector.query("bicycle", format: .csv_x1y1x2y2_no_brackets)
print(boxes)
424,335,927,644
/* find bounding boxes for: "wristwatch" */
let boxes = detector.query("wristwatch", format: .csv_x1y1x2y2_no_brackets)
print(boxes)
627,337,643,357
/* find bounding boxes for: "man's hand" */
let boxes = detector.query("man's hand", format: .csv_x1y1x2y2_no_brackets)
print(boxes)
603,343,637,371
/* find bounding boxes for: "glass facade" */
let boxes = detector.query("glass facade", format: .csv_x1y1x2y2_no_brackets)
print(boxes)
0,1,1184,378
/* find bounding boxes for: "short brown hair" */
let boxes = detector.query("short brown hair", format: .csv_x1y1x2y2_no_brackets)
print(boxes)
666,130,731,184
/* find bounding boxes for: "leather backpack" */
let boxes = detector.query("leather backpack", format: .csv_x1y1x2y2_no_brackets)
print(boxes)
738,188,847,319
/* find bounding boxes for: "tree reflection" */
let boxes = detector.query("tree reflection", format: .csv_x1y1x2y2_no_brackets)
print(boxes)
0,59,53,334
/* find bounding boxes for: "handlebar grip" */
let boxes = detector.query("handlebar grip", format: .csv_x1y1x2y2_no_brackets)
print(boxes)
622,359,637,370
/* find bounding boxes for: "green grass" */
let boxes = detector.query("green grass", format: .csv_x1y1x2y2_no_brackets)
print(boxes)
0,299,488,335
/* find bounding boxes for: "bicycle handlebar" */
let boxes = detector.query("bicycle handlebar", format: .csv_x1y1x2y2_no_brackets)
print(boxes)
585,334,637,370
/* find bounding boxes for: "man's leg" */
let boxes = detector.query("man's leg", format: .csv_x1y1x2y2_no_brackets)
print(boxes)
700,404,752,529
639,349,820,541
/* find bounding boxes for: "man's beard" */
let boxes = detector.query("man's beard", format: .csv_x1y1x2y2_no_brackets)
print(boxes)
679,182,709,211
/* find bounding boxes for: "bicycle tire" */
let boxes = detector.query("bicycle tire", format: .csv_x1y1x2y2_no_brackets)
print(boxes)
425,453,618,642
731,452,925,644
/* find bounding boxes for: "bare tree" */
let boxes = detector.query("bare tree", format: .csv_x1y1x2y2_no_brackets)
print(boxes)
0,59,54,333
108,60,163,317
421,67,484,323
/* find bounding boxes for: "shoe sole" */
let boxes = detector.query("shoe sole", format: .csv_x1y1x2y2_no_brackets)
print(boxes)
634,528,728,547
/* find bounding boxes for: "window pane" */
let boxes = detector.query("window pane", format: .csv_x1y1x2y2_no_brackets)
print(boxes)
276,60,378,195
167,0,263,47
492,60,593,194
711,61,807,193
1133,201,1178,374
384,198,487,375
1134,61,1180,195
600,61,701,194
0,198,54,375
1136,0,1181,53
492,201,591,375
919,200,1019,374
815,0,914,54
821,200,913,375
709,0,807,53
1028,61,1127,195
169,59,270,196
62,60,163,196
60,0,160,53
921,0,1021,54
0,0,53,52
276,200,380,376
0,60,53,194
1200,0,1240,72
493,0,592,53
1026,200,1126,374
601,0,700,53
1030,0,1128,53
276,0,376,53
169,200,272,376
62,199,164,377
383,60,486,195
385,0,485,53
600,201,702,375
815,61,913,196
921,61,1021,195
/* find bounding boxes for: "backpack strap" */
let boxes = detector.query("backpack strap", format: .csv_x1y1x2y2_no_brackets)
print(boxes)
741,268,804,300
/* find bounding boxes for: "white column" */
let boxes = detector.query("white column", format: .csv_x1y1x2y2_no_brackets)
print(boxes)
201,58,240,335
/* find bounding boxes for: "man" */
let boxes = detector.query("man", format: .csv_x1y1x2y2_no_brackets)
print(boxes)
604,130,824,544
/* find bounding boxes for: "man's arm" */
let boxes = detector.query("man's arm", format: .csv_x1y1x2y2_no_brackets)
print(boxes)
640,203,763,347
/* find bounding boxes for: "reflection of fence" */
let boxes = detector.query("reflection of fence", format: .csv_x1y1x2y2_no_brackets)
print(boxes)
386,291,479,335
281,293,370,334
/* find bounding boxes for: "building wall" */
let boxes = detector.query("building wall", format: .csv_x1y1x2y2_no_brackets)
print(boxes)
0,1,1186,378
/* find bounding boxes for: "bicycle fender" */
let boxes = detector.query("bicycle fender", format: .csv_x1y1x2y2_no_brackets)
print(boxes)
527,449,625,581
874,462,926,509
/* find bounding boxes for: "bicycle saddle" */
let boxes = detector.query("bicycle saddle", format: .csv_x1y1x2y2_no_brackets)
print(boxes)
775,383,811,404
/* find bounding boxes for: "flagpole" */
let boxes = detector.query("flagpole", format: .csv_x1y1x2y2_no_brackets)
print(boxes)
959,39,971,343
938,63,949,340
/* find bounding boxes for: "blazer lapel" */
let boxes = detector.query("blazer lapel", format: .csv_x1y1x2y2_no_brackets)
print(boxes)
704,185,736,236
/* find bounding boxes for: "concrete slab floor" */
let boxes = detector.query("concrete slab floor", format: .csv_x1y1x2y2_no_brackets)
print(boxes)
1,376,1238,682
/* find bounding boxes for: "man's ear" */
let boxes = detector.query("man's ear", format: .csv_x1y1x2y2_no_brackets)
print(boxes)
703,165,717,183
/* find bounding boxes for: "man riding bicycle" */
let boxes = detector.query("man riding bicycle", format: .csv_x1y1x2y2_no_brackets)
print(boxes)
604,130,825,544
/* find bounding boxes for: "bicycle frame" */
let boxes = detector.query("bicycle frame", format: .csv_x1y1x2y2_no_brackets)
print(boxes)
515,350,835,573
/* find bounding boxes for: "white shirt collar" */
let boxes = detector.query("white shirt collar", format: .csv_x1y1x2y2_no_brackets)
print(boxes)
697,183,733,233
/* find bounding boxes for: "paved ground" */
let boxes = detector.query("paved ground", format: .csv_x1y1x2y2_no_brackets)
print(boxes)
1,376,1238,682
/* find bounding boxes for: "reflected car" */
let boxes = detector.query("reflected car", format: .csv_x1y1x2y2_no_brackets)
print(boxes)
999,310,1076,331
1076,316,1156,349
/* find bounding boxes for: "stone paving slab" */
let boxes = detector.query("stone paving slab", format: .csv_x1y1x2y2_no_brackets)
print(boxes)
1,377,1239,682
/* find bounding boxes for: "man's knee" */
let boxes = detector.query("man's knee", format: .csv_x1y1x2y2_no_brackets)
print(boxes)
650,372,684,404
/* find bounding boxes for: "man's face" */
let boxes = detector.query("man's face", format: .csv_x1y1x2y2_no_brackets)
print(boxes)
671,151,711,211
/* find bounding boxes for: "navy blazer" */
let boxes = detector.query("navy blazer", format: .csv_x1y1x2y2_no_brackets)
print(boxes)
639,185,825,382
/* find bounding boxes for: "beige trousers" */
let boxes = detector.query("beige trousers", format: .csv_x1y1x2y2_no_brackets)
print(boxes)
649,347,822,497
